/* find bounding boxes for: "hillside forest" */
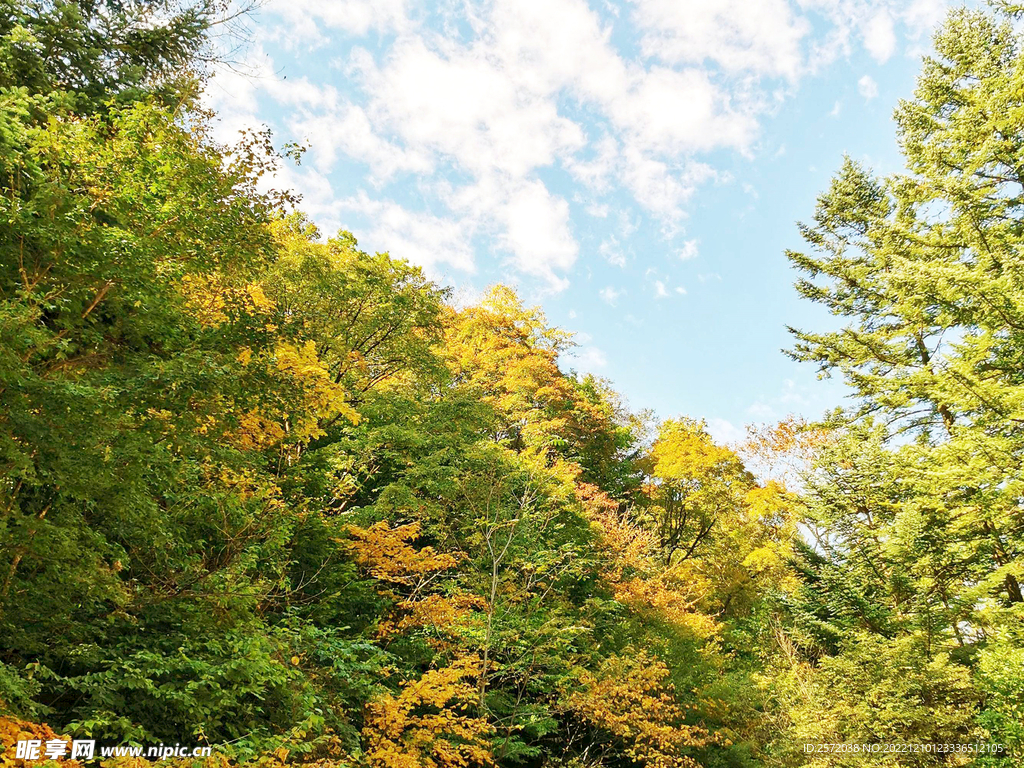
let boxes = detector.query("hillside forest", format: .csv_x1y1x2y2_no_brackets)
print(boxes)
1,2,1023,767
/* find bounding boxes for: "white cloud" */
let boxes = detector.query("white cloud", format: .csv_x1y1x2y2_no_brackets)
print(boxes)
620,147,717,223
858,74,879,100
291,106,433,180
611,67,759,156
678,240,699,260
803,0,952,68
862,9,897,62
654,280,670,298
631,0,950,79
248,160,340,232
600,286,623,305
706,417,745,446
203,47,279,144
631,0,810,80
354,36,587,180
204,0,954,292
747,401,777,420
566,135,619,192
493,181,579,289
902,0,948,31
319,0,763,278
337,192,476,275
600,236,628,267
569,345,609,372
266,0,410,47
445,177,578,290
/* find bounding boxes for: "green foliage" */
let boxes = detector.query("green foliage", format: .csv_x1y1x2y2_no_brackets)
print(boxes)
0,6,756,763
0,0,216,110
765,633,981,768
10,1,1024,767
975,640,1024,764
772,3,1024,765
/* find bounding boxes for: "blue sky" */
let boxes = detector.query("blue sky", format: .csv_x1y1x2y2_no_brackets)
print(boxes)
207,0,953,441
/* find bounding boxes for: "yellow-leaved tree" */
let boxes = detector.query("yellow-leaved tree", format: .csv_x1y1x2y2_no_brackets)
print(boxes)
562,651,709,768
362,656,494,768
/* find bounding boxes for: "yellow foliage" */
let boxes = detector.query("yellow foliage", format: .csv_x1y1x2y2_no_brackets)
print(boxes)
739,416,832,488
613,577,719,637
179,273,276,328
641,419,805,612
347,522,462,587
576,484,719,638
649,421,742,482
274,341,360,439
217,466,281,504
442,286,606,455
378,593,486,647
221,341,360,451
739,482,799,588
179,272,230,327
362,657,493,768
230,409,287,451
348,523,480,650
246,283,274,313
0,716,80,768
563,652,707,768
0,717,353,768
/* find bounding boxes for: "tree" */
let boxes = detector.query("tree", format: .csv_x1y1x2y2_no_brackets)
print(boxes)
362,656,493,768
779,4,1024,761
562,651,708,768
0,0,237,112
644,419,752,566
787,7,1024,609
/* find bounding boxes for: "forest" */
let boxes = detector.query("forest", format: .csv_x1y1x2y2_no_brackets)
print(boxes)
0,1,1022,766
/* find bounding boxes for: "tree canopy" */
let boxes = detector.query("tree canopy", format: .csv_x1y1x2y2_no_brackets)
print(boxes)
1,2,1023,768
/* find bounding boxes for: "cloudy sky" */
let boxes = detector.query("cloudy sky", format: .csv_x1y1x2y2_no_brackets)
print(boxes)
207,0,952,441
